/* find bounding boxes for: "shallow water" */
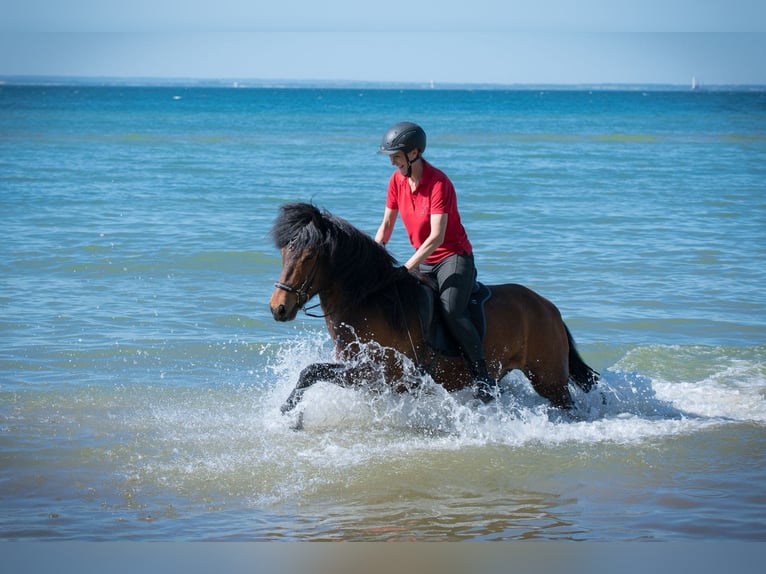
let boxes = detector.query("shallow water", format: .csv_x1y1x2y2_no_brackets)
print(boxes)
1,83,765,540
2,335,764,540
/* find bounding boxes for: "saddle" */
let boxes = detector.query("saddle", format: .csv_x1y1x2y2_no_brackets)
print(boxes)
414,276,492,358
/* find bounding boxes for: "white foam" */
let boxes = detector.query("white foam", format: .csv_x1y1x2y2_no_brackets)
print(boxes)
267,336,766,444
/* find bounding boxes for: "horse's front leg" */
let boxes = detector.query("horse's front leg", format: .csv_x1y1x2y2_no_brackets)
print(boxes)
280,362,345,413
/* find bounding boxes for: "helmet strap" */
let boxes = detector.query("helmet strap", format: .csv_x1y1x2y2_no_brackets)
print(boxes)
405,152,421,178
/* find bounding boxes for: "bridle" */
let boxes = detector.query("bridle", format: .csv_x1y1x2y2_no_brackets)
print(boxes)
273,250,326,317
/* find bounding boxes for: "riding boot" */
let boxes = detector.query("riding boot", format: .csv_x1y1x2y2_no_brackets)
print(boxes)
470,359,497,403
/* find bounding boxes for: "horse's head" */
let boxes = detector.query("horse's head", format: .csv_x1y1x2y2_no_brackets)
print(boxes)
270,241,323,321
269,203,328,322
269,201,405,322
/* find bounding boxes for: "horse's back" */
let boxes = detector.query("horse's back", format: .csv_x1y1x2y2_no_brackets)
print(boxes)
486,283,563,321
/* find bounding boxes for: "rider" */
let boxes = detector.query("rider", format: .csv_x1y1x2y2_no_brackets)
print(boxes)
374,121,497,403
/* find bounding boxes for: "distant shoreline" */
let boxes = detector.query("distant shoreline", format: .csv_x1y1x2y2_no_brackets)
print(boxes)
2,75,765,92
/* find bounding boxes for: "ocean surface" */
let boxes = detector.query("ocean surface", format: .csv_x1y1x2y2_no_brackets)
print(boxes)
1,82,765,541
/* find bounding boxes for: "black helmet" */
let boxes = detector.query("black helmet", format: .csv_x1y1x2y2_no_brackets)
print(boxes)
378,122,426,155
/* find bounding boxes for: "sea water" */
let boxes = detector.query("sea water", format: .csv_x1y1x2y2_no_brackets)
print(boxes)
1,82,765,541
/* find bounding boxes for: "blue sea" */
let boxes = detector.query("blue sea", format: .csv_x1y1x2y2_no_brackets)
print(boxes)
1,81,765,542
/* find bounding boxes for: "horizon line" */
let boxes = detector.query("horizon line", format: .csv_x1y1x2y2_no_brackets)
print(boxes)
2,74,765,91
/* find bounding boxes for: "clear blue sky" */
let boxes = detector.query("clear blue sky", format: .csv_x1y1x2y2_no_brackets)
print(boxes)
2,0,764,85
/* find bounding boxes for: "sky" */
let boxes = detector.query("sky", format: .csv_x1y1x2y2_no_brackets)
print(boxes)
1,0,765,85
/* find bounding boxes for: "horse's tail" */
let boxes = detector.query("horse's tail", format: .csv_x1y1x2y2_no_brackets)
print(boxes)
565,324,599,393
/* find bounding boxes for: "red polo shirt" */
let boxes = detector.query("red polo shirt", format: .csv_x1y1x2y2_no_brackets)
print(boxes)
386,160,473,264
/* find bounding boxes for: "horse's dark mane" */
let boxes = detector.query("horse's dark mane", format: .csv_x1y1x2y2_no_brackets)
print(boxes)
271,202,421,320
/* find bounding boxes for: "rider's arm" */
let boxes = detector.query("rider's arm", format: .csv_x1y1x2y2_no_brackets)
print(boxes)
375,207,397,246
404,213,447,270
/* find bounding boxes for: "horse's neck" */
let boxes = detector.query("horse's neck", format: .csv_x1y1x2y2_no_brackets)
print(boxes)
319,287,355,333
320,285,377,345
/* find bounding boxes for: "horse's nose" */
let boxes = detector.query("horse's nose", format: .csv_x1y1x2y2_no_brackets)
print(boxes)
272,303,287,321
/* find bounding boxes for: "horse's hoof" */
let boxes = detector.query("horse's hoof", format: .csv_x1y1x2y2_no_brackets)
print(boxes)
474,382,498,404
280,402,295,414
290,411,305,431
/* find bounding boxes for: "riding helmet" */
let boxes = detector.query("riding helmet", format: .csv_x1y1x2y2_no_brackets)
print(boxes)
378,122,427,155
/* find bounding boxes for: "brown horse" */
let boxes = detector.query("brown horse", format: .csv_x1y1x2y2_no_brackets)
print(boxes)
269,202,598,414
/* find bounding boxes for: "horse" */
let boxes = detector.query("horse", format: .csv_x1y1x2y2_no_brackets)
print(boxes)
269,202,598,414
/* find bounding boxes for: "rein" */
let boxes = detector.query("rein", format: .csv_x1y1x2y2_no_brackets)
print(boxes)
394,278,420,366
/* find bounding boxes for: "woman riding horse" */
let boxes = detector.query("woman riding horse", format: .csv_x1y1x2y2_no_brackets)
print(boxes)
374,121,495,402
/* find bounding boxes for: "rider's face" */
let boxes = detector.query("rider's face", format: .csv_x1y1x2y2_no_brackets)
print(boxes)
389,150,417,175
389,151,406,167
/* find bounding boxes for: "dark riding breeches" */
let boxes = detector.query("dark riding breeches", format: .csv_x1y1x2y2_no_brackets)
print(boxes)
419,252,485,364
